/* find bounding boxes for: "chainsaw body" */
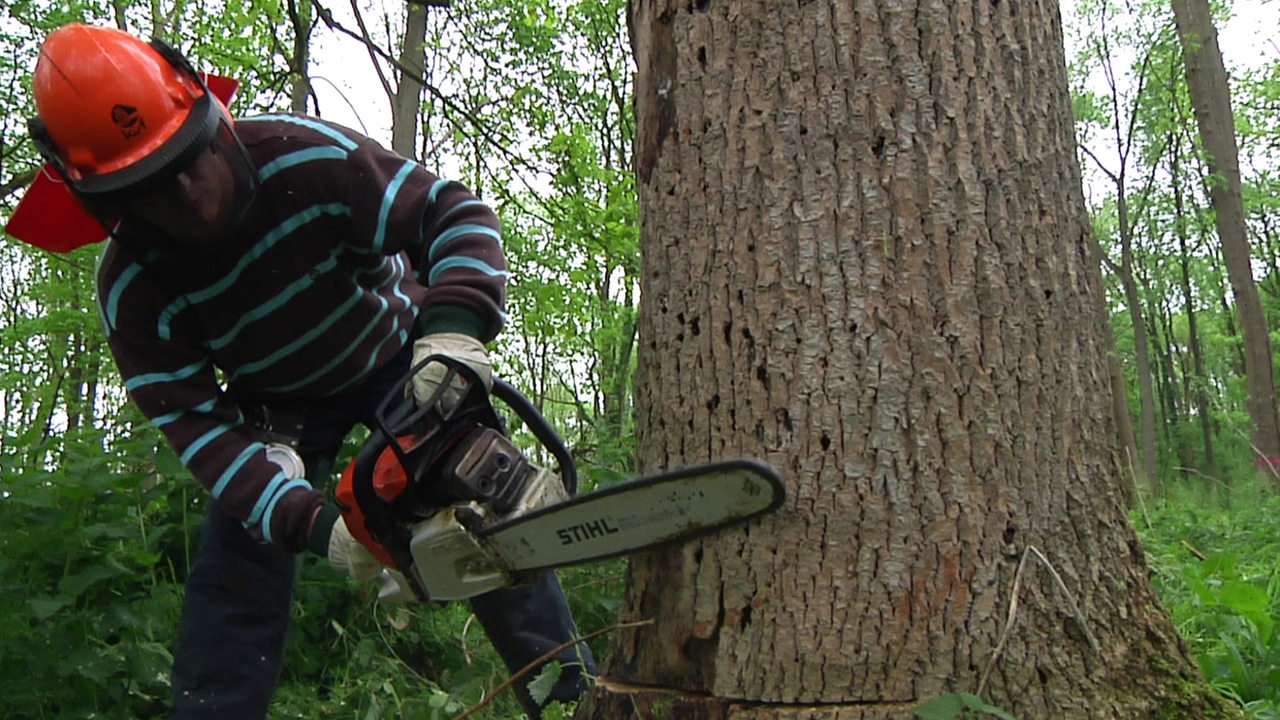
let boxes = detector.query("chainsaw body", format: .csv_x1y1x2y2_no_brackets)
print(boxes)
340,357,787,603
338,357,575,601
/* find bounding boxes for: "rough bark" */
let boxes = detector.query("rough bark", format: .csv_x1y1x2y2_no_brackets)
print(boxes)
576,1,1241,718
1171,0,1280,477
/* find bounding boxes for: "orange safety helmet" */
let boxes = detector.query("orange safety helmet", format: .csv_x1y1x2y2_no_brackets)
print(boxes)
28,24,225,198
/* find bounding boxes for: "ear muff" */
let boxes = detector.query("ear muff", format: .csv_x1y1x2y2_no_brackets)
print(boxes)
27,116,69,182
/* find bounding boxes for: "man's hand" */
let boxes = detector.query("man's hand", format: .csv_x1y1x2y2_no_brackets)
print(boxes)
327,516,382,582
409,332,492,408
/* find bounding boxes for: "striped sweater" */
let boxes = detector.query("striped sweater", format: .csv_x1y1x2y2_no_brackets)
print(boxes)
95,114,508,553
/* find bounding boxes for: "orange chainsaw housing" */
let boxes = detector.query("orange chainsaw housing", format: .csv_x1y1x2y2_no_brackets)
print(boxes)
336,435,418,567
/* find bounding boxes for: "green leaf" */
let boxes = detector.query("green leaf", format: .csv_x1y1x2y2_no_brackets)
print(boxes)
527,660,563,706
914,693,1019,720
28,595,71,622
59,564,125,599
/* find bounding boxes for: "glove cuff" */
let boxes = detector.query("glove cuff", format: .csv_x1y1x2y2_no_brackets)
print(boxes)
307,502,342,557
419,304,486,340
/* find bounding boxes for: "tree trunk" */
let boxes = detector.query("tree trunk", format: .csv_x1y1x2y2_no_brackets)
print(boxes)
1170,137,1218,482
287,0,313,113
576,1,1241,718
1112,185,1160,497
1171,0,1280,478
392,1,429,157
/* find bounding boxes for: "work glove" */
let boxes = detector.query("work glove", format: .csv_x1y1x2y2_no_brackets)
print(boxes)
327,516,383,582
409,332,493,409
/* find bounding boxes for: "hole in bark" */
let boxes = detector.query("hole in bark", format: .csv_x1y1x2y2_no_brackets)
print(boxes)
872,134,886,158
690,317,701,335
739,603,753,629
698,46,707,68
821,433,831,450
693,0,710,11
756,366,770,390
1003,524,1016,544
707,394,720,410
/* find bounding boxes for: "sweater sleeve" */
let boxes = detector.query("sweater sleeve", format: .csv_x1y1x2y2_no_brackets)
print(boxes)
97,244,326,552
339,133,508,342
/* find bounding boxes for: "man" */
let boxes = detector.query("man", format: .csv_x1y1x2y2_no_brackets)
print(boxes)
24,22,593,718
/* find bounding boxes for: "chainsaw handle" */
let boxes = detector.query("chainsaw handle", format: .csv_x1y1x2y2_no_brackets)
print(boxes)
492,378,578,496
355,357,579,555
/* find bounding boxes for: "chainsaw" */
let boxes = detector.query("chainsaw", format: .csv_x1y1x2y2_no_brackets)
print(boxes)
335,356,785,602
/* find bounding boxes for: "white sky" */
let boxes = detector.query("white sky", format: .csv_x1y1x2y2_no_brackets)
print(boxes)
306,0,1280,150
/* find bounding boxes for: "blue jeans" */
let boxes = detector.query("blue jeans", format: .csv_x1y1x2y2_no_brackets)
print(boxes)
169,343,595,718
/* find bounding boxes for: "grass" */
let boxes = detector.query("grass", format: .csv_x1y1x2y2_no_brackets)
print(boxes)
1136,476,1280,720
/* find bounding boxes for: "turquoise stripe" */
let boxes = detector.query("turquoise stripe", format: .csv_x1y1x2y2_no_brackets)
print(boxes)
125,360,208,392
326,324,411,395
436,199,485,224
102,263,144,332
208,249,343,351
428,224,502,263
268,299,388,393
157,296,191,341
245,470,302,527
227,289,364,380
263,256,408,393
240,114,359,150
385,254,413,308
427,178,451,204
162,204,351,315
150,398,219,429
211,444,261,498
179,421,238,465
371,160,418,254
258,146,349,181
427,257,510,285
255,479,313,544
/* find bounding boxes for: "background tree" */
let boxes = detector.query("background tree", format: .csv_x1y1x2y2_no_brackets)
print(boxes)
1170,0,1280,480
1072,0,1165,498
577,1,1241,718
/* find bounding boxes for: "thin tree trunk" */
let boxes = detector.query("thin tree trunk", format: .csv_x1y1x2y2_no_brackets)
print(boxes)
1114,185,1160,495
1171,0,1280,478
287,0,313,113
392,1,428,157
1170,136,1218,482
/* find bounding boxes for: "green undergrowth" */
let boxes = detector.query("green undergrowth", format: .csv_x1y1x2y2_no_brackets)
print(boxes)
1136,478,1280,720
